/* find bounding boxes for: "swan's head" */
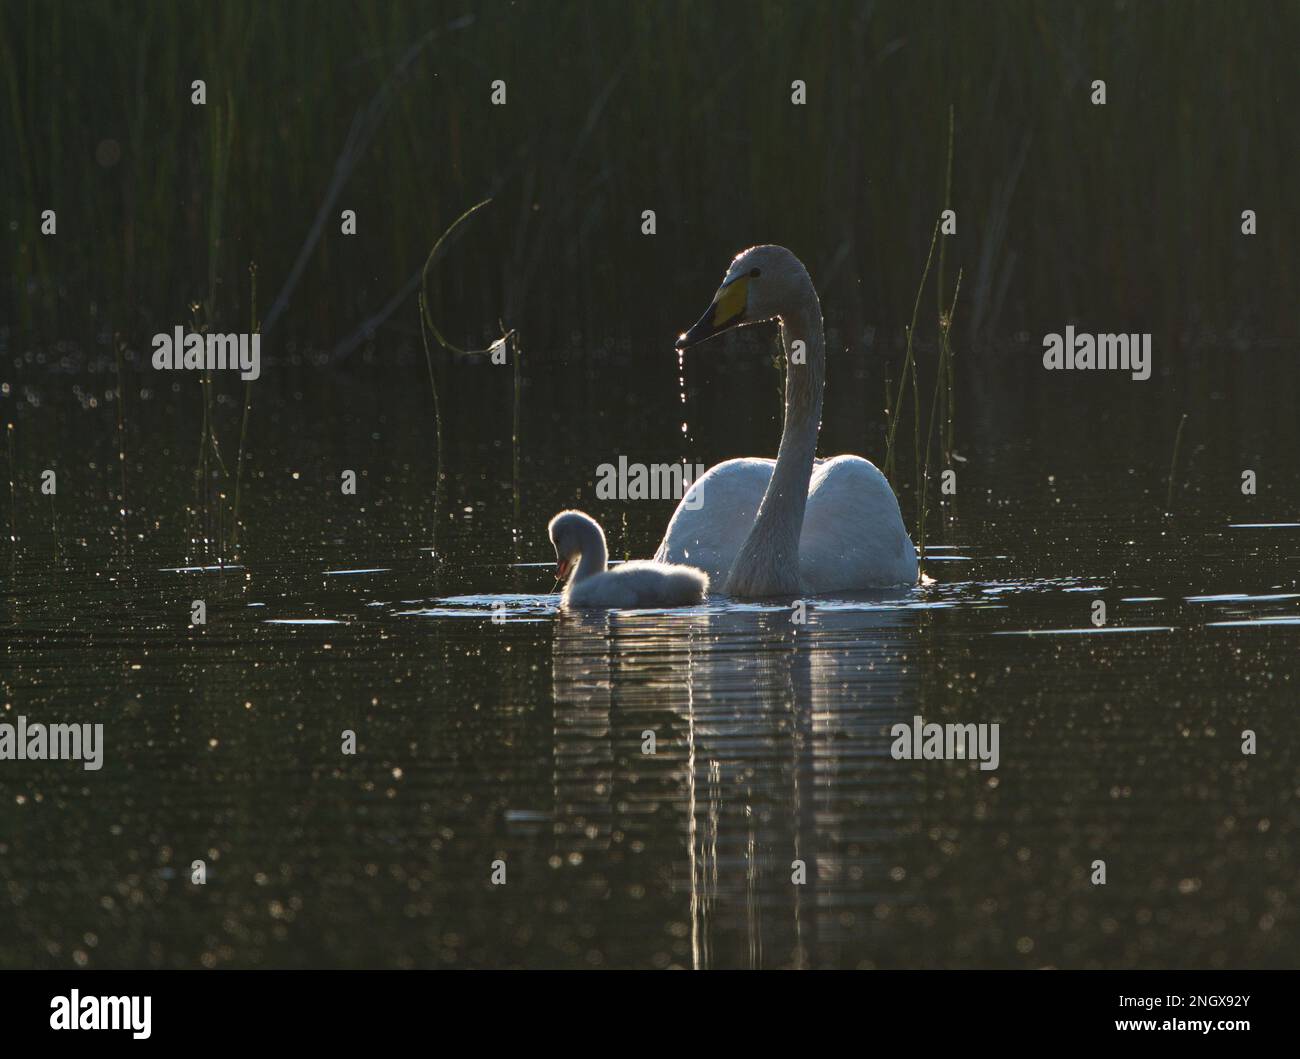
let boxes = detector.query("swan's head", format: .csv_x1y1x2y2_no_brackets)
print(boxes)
547,509,605,581
676,245,811,349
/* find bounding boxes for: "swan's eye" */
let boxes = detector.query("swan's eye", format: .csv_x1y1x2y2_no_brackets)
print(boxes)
749,268,761,278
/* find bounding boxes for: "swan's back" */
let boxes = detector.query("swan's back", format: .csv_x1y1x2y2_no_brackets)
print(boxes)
563,560,709,609
800,455,917,591
654,458,774,580
655,454,917,592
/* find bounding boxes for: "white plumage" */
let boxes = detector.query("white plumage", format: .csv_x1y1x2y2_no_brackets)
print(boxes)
564,558,709,609
549,510,708,610
655,453,917,593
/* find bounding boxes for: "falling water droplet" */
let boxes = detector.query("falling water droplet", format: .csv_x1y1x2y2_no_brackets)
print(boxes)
677,348,689,438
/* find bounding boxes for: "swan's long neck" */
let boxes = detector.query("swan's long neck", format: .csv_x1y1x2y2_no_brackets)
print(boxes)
573,522,608,583
723,286,825,596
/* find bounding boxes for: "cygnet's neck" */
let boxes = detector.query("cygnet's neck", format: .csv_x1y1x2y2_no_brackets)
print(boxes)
572,520,608,583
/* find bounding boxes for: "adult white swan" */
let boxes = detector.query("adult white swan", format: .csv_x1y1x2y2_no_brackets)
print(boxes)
655,245,918,597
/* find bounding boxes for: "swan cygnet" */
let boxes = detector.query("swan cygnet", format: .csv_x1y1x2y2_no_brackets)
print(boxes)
656,245,918,597
548,510,709,609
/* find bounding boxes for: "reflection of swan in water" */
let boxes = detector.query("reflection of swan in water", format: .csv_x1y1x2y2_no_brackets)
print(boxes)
548,612,615,867
548,602,920,968
658,246,918,596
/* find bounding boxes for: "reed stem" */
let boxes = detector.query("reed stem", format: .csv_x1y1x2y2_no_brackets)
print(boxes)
918,270,963,572
6,422,16,558
418,290,446,557
884,221,940,481
1165,413,1189,513
113,329,127,537
417,198,512,556
940,105,957,463
230,262,258,554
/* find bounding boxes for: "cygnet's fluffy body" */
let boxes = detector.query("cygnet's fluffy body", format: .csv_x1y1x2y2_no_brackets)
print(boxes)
548,510,708,609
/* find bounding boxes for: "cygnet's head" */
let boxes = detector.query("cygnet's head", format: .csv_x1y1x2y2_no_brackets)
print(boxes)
547,509,606,581
676,245,812,349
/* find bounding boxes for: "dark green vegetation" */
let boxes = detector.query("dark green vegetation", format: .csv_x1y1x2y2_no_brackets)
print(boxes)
5,0,1300,346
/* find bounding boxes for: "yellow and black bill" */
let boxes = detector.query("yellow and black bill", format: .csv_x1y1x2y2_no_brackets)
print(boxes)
675,273,749,349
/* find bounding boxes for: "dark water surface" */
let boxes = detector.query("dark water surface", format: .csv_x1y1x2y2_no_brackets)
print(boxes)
2,349,1297,970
